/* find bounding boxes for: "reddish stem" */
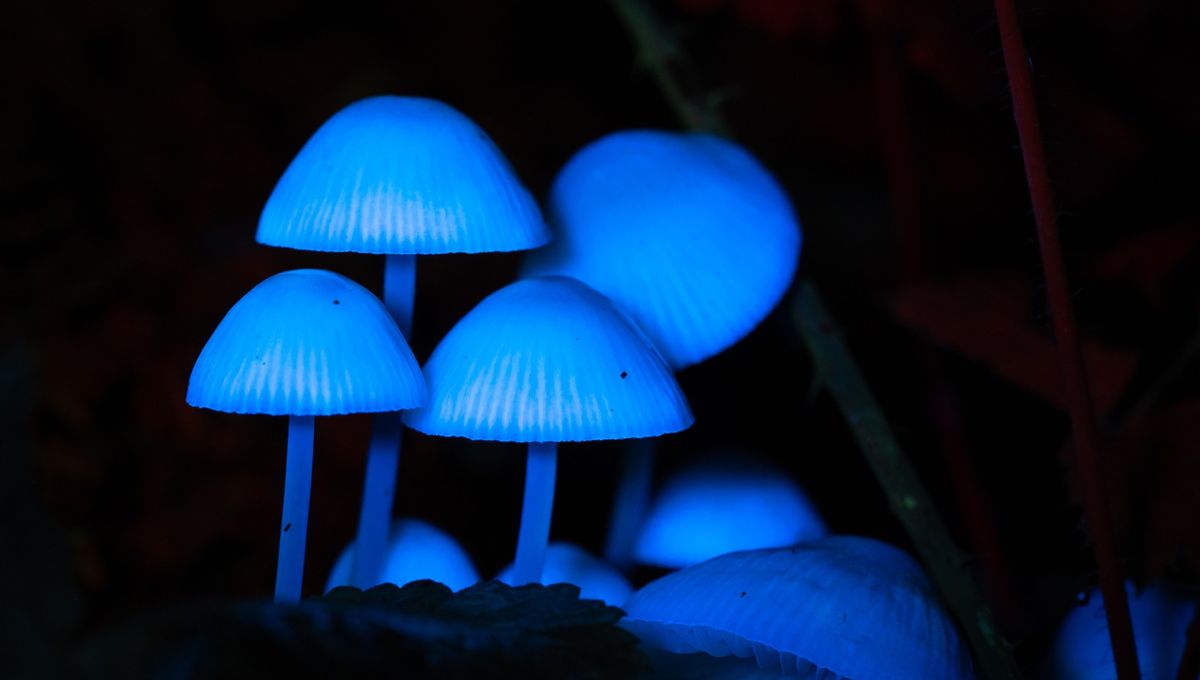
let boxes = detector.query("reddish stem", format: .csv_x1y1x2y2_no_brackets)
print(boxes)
992,1,1140,678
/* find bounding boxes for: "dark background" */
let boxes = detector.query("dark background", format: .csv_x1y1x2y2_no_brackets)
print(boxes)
4,0,1199,674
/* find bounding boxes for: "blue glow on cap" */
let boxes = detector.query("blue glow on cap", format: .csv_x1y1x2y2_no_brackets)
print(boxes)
325,518,479,592
497,542,633,607
187,269,426,415
403,276,693,443
623,536,975,680
1049,582,1197,680
522,130,801,369
258,96,549,255
635,454,828,569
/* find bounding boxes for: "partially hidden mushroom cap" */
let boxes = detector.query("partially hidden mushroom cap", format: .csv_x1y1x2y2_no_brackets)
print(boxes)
521,130,801,370
622,536,975,680
257,96,549,255
187,269,426,416
1048,582,1197,680
402,276,693,443
635,453,828,569
497,542,632,607
325,518,479,593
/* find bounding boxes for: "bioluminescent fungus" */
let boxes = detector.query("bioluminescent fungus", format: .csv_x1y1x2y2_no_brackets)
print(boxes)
634,454,827,569
186,269,426,602
257,95,548,589
1048,582,1197,680
497,542,632,607
522,130,800,370
520,130,801,567
403,276,692,585
622,535,975,679
325,518,479,593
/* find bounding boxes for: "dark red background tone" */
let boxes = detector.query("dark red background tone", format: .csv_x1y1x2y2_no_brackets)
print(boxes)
4,0,1199,673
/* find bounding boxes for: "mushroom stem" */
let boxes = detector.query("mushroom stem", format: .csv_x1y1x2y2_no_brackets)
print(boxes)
351,414,403,587
604,438,655,569
350,254,417,588
384,254,417,337
275,415,315,603
512,442,558,585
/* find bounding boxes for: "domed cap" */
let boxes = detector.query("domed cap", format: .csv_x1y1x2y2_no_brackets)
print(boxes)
403,276,692,443
325,518,479,592
497,542,632,607
1048,582,1197,680
522,130,801,369
623,536,974,680
257,96,549,255
635,454,828,569
187,269,426,416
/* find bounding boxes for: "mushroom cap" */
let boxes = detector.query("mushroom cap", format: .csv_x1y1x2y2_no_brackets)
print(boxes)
622,536,975,680
257,96,548,255
1048,582,1197,680
187,269,426,416
635,454,828,569
403,276,693,443
521,130,801,370
324,518,479,592
496,542,632,607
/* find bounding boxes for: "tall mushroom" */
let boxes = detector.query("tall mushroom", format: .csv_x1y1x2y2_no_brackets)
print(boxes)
187,269,426,602
257,96,548,587
521,130,801,567
403,276,692,584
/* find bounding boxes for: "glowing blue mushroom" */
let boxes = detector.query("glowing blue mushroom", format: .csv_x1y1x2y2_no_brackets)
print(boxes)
325,518,479,593
187,269,426,602
497,542,633,607
622,536,975,679
257,95,549,589
635,454,828,569
521,130,801,567
1048,582,1197,680
403,276,692,585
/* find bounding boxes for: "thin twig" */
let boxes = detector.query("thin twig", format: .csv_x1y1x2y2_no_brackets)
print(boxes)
991,1,1140,678
607,1,1022,677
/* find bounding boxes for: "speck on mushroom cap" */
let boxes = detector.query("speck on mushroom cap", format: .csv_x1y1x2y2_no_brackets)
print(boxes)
187,269,426,416
402,276,693,443
622,536,975,680
521,130,801,370
257,96,549,255
634,453,828,570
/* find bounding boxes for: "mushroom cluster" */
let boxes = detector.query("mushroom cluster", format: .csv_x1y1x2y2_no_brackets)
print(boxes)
186,95,982,678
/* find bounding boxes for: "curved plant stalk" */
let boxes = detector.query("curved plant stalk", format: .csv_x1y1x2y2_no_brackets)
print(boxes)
992,1,1139,677
608,1,1021,677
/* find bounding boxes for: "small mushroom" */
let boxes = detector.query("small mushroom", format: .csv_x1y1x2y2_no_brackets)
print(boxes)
634,453,828,570
324,518,479,593
623,536,974,679
1048,582,1198,680
257,95,548,588
496,542,632,607
403,276,692,585
187,269,425,602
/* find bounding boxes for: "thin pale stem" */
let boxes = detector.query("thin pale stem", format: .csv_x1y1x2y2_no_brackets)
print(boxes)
512,442,558,585
275,415,315,603
604,438,656,569
992,1,1139,677
351,414,403,587
350,253,417,587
